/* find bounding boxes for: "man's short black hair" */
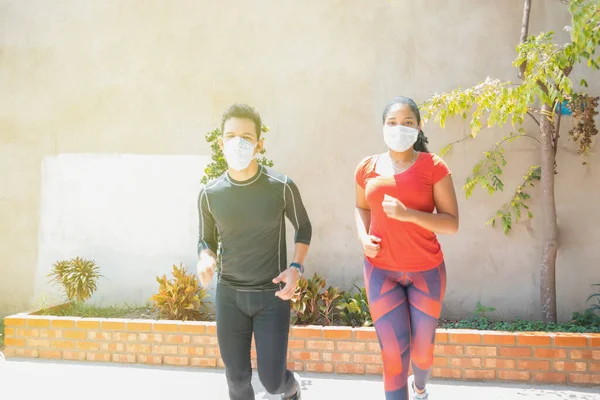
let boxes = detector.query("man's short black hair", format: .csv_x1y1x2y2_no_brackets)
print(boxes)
221,103,262,140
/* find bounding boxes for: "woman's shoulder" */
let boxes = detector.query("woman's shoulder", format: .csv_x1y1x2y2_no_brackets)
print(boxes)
420,152,448,166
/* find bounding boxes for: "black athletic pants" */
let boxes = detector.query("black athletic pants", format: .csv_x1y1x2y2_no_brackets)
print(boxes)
216,282,298,400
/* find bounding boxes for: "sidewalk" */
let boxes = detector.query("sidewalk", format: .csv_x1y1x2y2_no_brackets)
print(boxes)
1,352,599,399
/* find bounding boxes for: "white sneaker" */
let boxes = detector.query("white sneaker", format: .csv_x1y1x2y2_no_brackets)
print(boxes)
407,375,429,400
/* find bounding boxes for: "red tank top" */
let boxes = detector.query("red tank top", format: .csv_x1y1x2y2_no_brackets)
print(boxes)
355,152,451,272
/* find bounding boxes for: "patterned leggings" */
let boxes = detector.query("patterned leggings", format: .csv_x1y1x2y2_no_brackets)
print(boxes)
364,259,446,400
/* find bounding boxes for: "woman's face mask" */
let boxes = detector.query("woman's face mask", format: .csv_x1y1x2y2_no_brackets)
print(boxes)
223,136,257,171
383,124,419,153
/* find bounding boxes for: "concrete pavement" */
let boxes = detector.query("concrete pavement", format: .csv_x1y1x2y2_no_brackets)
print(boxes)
1,352,599,399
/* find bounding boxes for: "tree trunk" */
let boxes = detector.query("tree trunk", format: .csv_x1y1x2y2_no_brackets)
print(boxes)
519,0,532,78
539,103,558,323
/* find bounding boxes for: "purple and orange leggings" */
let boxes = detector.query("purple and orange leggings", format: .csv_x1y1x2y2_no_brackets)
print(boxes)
364,259,446,400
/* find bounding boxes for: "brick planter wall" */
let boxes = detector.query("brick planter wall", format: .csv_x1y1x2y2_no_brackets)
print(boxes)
3,314,600,386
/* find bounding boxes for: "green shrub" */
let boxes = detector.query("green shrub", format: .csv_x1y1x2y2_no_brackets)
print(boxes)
150,263,210,321
48,257,101,303
337,285,372,328
291,273,343,326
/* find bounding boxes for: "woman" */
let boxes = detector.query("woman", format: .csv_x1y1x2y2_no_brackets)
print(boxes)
354,96,459,400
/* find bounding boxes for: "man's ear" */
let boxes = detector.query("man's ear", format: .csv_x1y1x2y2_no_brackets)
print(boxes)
218,137,224,151
257,138,264,153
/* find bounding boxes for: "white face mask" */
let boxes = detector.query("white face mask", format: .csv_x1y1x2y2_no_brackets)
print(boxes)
383,125,419,153
223,136,257,171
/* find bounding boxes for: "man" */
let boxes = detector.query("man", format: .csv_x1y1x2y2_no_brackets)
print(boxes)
197,103,311,400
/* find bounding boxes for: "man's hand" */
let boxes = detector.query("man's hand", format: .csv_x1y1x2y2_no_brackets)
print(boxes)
197,253,216,288
382,194,413,222
273,267,301,300
361,235,381,258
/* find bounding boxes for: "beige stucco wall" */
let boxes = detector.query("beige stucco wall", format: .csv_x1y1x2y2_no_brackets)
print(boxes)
1,0,598,321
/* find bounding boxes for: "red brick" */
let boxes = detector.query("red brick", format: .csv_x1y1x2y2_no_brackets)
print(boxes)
164,356,190,366
5,348,38,358
554,335,587,347
52,319,76,329
484,358,516,369
52,340,75,350
465,346,497,357
4,338,25,347
288,340,305,349
113,332,137,342
39,350,62,359
498,370,530,381
433,357,448,367
27,318,51,328
179,323,207,334
63,351,86,361
290,351,320,361
569,373,600,385
590,336,600,347
367,342,381,352
206,347,221,357
101,320,127,330
590,362,600,373
190,357,218,368
63,330,86,340
322,352,351,363
102,342,124,352
449,332,481,345
354,329,378,340
483,333,516,345
40,329,63,339
291,327,322,339
76,319,102,329
517,360,550,371
323,327,352,339
287,361,304,371
449,357,482,368
434,344,464,356
366,364,384,375
138,355,163,365
307,340,334,350
516,334,551,346
534,372,567,384
465,369,496,380
206,325,217,335
570,350,600,360
179,346,205,356
87,352,111,362
553,361,587,372
126,344,151,353
87,331,112,341
435,331,449,343
336,363,366,374
139,333,164,343
153,321,179,333
534,348,567,359
28,339,50,348
112,354,136,363
337,341,366,352
431,368,462,379
306,362,334,373
4,317,27,327
152,345,178,355
165,334,191,344
127,321,153,332
499,347,532,357
353,353,382,364
191,336,218,346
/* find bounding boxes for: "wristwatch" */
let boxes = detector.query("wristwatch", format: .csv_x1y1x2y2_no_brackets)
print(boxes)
289,262,304,276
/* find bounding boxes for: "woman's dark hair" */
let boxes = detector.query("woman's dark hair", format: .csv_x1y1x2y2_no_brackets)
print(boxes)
382,96,429,153
221,103,262,140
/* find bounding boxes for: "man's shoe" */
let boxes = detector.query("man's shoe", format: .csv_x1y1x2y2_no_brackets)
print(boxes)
282,387,300,400
407,375,428,400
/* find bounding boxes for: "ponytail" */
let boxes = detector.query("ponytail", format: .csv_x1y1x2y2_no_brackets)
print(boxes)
414,130,429,153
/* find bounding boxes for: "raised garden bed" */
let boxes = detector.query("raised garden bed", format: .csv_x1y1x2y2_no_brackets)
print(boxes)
3,310,600,387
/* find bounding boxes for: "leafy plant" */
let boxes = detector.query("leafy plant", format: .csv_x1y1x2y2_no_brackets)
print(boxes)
337,285,373,327
48,257,102,303
421,0,600,323
586,284,600,314
150,263,210,321
473,301,496,320
319,285,343,326
291,273,327,325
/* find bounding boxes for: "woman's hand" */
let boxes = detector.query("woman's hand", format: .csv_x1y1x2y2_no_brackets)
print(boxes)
382,194,414,222
361,235,381,258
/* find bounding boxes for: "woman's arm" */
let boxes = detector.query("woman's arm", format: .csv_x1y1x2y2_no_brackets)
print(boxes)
382,175,459,235
355,183,381,256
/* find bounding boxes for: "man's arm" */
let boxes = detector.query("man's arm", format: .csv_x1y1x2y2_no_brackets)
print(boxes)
197,186,218,286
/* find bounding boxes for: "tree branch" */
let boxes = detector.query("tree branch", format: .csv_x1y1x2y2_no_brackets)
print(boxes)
527,111,540,126
519,0,532,79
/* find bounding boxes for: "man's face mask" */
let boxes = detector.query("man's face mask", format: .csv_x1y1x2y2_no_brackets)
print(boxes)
383,124,418,153
223,136,257,171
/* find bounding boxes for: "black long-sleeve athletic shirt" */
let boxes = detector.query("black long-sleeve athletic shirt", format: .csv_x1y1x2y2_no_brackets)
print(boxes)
197,165,312,291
